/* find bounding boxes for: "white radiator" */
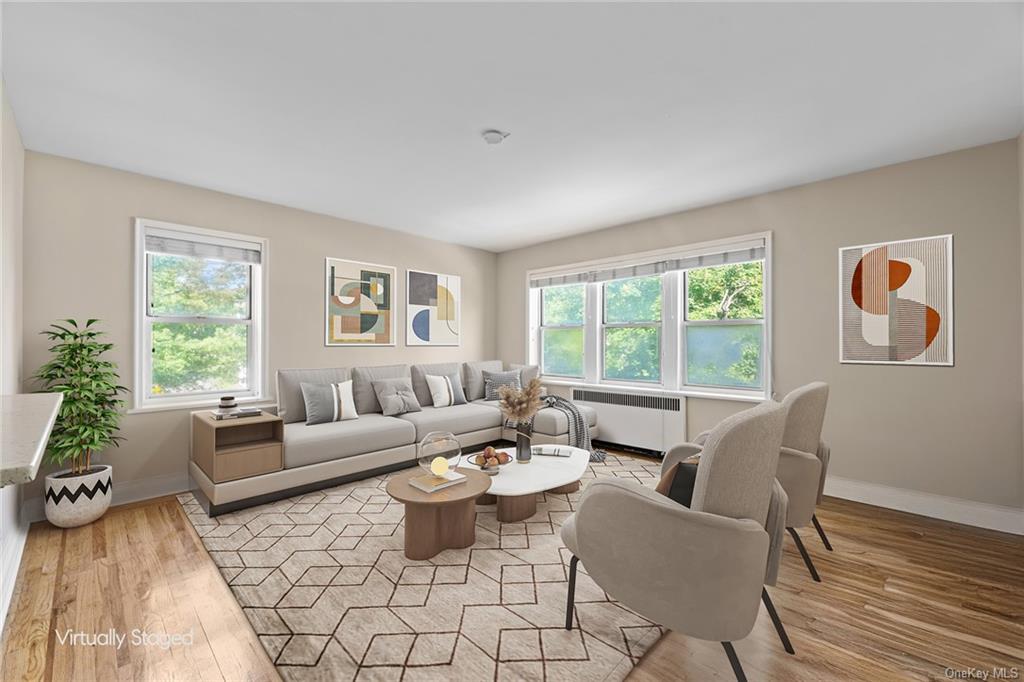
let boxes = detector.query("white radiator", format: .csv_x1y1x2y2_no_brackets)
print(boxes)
572,389,685,454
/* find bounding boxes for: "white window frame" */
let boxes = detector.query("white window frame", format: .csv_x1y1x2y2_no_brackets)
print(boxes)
132,218,269,413
600,275,664,384
526,232,771,401
537,283,587,379
680,259,768,398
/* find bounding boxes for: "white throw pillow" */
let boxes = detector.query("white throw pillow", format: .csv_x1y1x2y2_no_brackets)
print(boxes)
425,373,468,408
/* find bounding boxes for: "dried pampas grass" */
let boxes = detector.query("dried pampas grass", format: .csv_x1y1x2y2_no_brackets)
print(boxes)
498,378,544,424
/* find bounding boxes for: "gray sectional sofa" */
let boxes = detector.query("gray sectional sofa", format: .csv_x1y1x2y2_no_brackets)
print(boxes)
189,360,597,514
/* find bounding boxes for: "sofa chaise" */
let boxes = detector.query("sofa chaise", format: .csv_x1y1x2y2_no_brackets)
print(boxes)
188,360,598,515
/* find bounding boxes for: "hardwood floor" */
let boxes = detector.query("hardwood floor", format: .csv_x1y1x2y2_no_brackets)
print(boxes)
2,490,1021,681
632,497,1024,681
0,496,277,682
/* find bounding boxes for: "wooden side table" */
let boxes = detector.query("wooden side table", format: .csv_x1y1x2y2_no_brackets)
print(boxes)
385,468,491,560
191,411,284,483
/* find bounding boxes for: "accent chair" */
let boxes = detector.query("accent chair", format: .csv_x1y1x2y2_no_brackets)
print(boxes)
560,400,788,681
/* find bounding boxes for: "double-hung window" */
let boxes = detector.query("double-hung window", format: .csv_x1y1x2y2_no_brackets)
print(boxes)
602,275,662,382
134,219,267,410
539,284,585,378
528,233,770,398
683,261,765,391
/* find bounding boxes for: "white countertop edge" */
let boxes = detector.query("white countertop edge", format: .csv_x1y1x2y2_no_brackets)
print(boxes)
0,393,64,487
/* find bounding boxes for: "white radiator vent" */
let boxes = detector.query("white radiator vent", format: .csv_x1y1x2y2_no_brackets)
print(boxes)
572,389,685,453
572,389,680,412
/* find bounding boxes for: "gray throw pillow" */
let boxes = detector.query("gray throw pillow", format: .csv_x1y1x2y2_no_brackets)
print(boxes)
483,369,522,401
301,380,359,425
371,378,422,416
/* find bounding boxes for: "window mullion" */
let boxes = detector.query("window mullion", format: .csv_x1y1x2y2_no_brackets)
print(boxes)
584,283,601,384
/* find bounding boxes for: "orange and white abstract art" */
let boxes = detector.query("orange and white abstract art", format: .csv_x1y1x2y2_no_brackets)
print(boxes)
839,235,952,365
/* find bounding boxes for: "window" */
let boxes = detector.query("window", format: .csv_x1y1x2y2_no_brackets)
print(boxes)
527,234,770,397
602,275,662,382
134,219,266,410
683,261,764,390
539,284,585,378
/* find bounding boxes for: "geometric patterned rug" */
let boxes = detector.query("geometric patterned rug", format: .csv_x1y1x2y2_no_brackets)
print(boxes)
177,453,665,681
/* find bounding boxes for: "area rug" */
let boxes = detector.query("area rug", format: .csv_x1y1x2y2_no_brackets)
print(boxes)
177,454,665,681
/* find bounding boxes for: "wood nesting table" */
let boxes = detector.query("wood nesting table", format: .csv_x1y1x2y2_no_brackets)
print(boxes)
385,467,491,560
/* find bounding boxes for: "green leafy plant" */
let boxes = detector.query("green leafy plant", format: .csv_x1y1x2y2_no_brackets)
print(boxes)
34,319,129,475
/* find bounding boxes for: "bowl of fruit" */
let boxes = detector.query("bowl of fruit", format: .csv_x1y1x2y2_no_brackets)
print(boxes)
467,446,512,475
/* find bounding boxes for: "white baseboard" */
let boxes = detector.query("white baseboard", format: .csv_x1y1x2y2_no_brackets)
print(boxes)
23,471,190,524
824,475,1024,536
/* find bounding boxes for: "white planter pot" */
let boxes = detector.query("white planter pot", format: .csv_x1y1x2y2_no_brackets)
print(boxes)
44,464,112,528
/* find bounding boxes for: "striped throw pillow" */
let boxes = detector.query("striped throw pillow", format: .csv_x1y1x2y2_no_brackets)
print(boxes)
300,380,359,425
425,373,467,408
482,369,522,401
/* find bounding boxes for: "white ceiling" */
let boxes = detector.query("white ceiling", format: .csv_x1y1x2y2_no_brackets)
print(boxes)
3,3,1021,252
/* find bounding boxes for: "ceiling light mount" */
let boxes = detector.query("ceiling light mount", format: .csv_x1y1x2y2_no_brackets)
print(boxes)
481,129,510,145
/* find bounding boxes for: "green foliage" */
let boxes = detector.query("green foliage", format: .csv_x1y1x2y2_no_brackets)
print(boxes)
150,254,249,318
148,254,251,395
603,276,661,323
603,276,662,381
542,328,584,377
686,325,763,389
686,262,763,320
604,327,660,382
33,320,128,474
541,284,584,325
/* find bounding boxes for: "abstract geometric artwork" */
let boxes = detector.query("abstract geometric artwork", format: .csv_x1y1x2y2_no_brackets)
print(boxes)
839,235,952,365
406,269,461,346
325,258,395,346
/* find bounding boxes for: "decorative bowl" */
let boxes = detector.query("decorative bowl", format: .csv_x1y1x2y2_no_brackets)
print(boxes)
464,448,513,476
417,431,462,477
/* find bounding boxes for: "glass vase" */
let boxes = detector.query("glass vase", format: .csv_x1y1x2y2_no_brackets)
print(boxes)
516,423,533,464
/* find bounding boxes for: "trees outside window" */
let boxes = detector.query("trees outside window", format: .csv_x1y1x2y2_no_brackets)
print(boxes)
684,262,764,389
540,284,585,378
602,275,661,382
135,220,265,409
529,246,767,396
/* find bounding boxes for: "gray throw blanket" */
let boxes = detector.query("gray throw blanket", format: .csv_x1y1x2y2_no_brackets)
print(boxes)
540,396,606,463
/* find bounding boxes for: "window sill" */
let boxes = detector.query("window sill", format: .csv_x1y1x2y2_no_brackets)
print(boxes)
127,395,275,415
539,377,765,403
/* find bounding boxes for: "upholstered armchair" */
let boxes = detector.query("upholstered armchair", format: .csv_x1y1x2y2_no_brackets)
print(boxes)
693,382,832,581
775,382,831,581
560,401,788,681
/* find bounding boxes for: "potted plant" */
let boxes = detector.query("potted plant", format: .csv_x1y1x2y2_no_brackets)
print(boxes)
34,319,128,528
498,378,544,464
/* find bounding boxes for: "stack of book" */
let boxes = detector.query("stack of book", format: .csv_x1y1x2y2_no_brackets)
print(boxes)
409,470,467,493
211,407,263,421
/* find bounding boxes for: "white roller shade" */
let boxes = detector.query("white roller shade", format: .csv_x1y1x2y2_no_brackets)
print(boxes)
529,239,765,289
145,231,262,265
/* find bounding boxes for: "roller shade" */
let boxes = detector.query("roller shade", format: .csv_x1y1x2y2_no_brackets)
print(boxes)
529,240,764,289
145,232,262,265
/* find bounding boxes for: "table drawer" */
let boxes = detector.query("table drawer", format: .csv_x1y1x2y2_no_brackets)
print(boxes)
214,442,283,483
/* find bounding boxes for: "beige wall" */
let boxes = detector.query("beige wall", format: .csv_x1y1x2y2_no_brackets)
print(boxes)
497,140,1024,509
1,80,28,634
20,152,498,500
1,83,23,394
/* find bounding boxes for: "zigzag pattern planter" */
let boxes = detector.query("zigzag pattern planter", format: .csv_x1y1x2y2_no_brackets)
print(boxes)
44,465,112,528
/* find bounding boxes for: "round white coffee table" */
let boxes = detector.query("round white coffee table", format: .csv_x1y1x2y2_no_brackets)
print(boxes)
475,446,590,522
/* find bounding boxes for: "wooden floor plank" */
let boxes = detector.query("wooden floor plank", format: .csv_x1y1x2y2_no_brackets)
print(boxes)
1,484,1021,681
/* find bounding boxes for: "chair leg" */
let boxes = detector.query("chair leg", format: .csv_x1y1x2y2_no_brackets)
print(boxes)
761,588,795,654
787,527,821,582
565,555,579,630
721,641,747,682
811,514,833,551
